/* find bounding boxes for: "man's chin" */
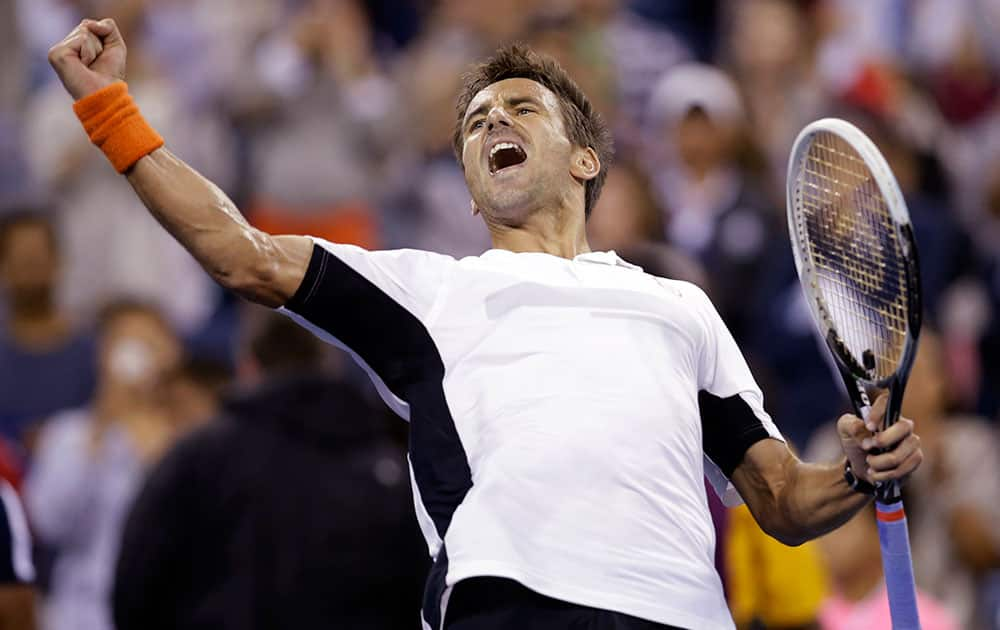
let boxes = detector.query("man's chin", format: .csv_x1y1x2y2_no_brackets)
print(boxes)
479,190,538,224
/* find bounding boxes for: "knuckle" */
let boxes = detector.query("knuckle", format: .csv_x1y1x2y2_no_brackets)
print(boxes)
838,414,861,434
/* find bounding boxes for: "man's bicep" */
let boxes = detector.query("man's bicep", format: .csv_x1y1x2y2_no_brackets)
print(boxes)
256,234,314,307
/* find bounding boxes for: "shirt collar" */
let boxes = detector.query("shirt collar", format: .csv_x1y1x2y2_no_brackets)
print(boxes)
481,248,642,271
574,250,642,271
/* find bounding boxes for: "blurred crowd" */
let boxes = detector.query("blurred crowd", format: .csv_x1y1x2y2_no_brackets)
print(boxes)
0,0,999,628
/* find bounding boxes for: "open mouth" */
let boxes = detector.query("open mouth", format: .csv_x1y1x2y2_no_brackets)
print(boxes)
489,142,527,175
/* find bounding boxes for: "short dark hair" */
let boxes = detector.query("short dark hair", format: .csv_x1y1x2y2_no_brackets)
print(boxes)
452,43,614,218
97,298,173,337
0,210,58,261
250,313,322,374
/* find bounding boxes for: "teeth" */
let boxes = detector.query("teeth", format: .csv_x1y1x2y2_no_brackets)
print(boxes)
490,142,519,157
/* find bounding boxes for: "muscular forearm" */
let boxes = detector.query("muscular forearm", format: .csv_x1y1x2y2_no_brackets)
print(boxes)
735,397,922,546
126,149,307,307
734,441,870,546
770,457,870,545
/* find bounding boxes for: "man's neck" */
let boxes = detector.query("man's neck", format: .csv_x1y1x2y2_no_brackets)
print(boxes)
486,204,591,259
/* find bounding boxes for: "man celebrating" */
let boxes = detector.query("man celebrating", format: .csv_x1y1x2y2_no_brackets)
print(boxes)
48,19,923,630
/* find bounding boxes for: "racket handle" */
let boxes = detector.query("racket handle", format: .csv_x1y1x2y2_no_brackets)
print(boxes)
876,501,921,629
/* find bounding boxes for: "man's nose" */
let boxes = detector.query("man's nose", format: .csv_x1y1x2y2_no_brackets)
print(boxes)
486,107,512,131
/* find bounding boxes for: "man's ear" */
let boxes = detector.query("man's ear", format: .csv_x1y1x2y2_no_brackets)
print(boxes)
470,199,480,216
570,146,600,182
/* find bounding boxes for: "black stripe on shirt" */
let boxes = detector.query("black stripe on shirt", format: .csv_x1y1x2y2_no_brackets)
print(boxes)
698,391,771,477
285,244,473,539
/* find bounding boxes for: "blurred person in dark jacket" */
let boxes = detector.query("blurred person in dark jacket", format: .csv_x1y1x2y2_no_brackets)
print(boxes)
165,355,232,436
0,211,95,446
112,312,429,630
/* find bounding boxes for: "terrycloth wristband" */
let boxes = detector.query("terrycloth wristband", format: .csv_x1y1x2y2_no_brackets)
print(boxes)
73,82,164,173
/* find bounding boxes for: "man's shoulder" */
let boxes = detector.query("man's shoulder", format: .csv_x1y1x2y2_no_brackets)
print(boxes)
637,270,712,307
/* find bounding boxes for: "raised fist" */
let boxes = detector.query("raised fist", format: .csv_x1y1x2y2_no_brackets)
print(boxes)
48,18,127,100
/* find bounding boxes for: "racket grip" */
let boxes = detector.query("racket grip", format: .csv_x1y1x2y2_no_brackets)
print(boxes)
876,501,921,629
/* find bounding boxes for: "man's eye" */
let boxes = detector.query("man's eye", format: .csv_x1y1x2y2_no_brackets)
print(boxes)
518,108,533,115
471,120,484,130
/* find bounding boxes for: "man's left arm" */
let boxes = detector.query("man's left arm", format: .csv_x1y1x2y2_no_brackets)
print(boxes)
731,395,923,546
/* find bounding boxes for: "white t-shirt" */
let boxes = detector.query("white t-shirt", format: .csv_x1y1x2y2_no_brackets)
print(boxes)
282,239,783,630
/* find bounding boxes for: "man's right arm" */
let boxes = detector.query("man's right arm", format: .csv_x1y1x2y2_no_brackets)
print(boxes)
48,18,311,308
125,148,311,307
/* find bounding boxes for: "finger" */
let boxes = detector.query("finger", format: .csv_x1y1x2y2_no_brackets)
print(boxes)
83,19,113,40
48,31,88,67
80,30,104,66
837,413,871,442
869,446,923,483
90,18,125,52
866,434,920,472
868,417,915,451
865,392,889,431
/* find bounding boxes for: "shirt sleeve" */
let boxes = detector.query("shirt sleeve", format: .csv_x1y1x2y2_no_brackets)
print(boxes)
279,238,455,419
689,285,784,506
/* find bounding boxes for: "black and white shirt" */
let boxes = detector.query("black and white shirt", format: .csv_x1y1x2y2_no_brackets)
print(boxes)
282,239,783,630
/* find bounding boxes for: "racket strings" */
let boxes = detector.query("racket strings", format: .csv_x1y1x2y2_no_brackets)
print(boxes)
794,131,909,380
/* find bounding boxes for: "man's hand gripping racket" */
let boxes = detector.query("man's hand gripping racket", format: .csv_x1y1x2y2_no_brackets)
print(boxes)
787,119,924,629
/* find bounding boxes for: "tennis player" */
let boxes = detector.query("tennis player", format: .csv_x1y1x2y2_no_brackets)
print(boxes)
48,19,924,630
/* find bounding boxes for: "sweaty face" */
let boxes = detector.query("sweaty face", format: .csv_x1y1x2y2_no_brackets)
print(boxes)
460,78,578,223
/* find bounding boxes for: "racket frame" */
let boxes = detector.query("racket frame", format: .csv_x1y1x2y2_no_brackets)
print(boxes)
786,118,923,504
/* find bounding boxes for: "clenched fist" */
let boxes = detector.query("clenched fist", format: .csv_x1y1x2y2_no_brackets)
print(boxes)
48,18,127,100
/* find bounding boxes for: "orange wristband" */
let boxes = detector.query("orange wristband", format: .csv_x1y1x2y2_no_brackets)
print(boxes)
73,82,164,173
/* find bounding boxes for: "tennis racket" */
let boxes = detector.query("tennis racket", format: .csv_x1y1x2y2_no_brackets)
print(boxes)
786,118,922,629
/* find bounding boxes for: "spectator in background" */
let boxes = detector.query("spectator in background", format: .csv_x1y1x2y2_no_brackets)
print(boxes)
0,0,29,203
969,158,1000,419
815,504,957,630
726,501,827,630
587,160,663,253
0,211,94,446
723,0,827,198
25,300,181,630
113,312,428,630
645,63,777,341
0,478,36,630
240,0,389,249
165,355,231,436
808,330,1000,628
381,38,491,257
23,0,227,335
